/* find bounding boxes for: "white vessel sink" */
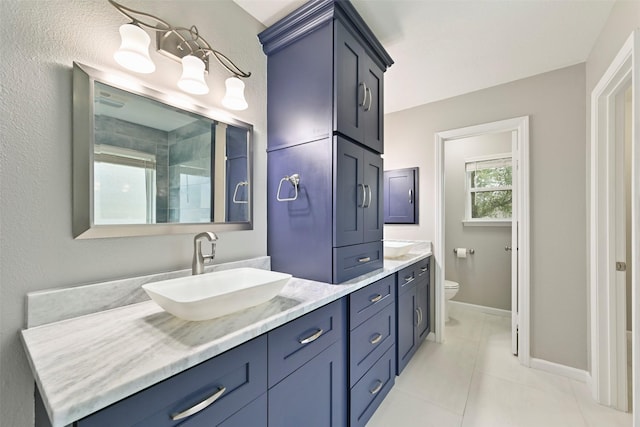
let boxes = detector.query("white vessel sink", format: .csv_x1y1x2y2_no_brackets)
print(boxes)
142,268,292,321
384,241,416,258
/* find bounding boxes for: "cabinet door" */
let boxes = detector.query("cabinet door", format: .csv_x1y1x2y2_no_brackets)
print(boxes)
362,57,384,154
334,20,365,144
335,138,363,247
396,286,417,375
268,340,347,427
362,149,383,243
384,167,417,224
416,279,429,342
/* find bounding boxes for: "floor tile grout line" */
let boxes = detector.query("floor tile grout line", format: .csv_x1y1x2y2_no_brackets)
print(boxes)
456,311,488,425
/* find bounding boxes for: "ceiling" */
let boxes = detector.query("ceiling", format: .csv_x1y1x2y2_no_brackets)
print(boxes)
234,0,615,113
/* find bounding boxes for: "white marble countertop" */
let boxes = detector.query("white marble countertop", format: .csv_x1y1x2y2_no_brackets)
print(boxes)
21,246,431,427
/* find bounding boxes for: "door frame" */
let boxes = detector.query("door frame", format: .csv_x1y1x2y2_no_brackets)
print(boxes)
434,116,530,367
589,30,638,413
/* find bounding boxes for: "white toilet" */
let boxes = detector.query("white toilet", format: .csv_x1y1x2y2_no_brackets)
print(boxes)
444,280,460,322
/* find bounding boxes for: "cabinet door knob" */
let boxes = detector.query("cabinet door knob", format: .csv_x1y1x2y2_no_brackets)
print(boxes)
299,328,324,344
369,294,383,303
358,183,366,207
171,386,226,421
370,333,383,345
363,184,372,208
409,189,413,204
359,82,369,108
369,380,383,395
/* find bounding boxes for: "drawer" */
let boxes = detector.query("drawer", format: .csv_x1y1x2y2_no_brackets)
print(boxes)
77,335,267,427
350,346,396,427
349,303,395,386
333,241,383,283
349,275,395,330
268,298,346,387
397,257,430,294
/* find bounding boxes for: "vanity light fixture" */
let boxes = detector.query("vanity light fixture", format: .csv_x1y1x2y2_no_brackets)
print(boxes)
108,0,250,110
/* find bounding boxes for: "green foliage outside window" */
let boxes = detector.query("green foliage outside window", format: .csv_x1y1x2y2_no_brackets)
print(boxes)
470,166,512,219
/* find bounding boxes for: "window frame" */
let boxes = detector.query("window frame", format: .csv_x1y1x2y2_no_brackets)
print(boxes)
463,152,513,226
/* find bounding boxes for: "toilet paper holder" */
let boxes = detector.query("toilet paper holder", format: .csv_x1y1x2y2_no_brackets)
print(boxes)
453,248,475,255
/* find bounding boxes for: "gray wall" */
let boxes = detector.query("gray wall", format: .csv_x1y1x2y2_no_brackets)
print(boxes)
383,63,588,369
0,1,267,426
444,133,512,311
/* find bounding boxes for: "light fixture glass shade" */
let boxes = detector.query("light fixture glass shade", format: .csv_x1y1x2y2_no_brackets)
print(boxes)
114,24,155,74
222,77,248,110
177,55,209,95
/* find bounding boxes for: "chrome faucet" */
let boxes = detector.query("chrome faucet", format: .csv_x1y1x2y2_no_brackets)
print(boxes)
192,232,218,275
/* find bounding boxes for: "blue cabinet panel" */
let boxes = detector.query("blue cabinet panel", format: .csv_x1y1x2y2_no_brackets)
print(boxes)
362,57,384,153
268,299,346,388
384,167,418,224
349,303,395,386
349,274,395,330
349,346,395,427
265,22,334,150
268,340,347,427
76,335,267,427
335,138,364,247
267,139,334,283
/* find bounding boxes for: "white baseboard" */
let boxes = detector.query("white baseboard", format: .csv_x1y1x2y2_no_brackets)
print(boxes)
530,357,590,383
426,332,436,342
449,300,511,318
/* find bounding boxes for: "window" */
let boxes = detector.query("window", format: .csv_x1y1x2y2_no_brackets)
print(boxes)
465,154,512,223
94,145,156,224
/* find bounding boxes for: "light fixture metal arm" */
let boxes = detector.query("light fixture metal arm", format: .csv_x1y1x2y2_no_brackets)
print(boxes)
108,0,251,79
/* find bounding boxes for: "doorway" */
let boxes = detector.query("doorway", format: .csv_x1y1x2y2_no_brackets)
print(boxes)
589,30,638,416
434,116,530,367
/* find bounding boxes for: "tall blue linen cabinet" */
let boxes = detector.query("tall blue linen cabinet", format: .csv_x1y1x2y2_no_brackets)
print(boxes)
259,0,394,284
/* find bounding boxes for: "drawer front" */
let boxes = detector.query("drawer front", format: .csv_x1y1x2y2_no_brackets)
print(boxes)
397,264,417,293
268,299,346,387
213,393,267,427
349,274,395,330
415,257,430,281
349,303,395,386
333,241,383,283
350,346,396,427
77,335,267,427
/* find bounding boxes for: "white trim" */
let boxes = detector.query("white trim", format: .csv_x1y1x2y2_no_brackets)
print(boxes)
462,220,512,227
426,331,436,342
449,300,510,317
435,116,530,370
589,30,638,416
530,358,590,383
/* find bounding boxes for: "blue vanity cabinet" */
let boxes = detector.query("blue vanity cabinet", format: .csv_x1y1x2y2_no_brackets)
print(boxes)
74,335,267,427
348,276,396,426
384,167,418,224
268,299,347,427
396,257,431,375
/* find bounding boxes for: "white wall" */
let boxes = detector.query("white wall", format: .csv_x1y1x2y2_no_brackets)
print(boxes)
444,133,512,311
384,63,588,369
0,1,267,425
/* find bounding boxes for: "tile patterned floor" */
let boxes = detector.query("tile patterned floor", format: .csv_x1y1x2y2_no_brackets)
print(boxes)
367,304,632,427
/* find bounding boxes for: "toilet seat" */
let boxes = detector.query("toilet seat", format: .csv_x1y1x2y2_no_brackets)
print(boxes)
444,280,459,289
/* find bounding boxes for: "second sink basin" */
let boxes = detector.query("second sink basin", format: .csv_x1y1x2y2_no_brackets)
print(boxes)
142,268,292,321
384,241,416,258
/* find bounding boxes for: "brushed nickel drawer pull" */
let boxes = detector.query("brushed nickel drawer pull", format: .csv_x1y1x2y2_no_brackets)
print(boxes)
299,328,324,344
171,386,226,421
404,276,414,283
370,294,383,303
358,257,371,263
370,333,383,345
421,267,428,272
369,380,383,395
